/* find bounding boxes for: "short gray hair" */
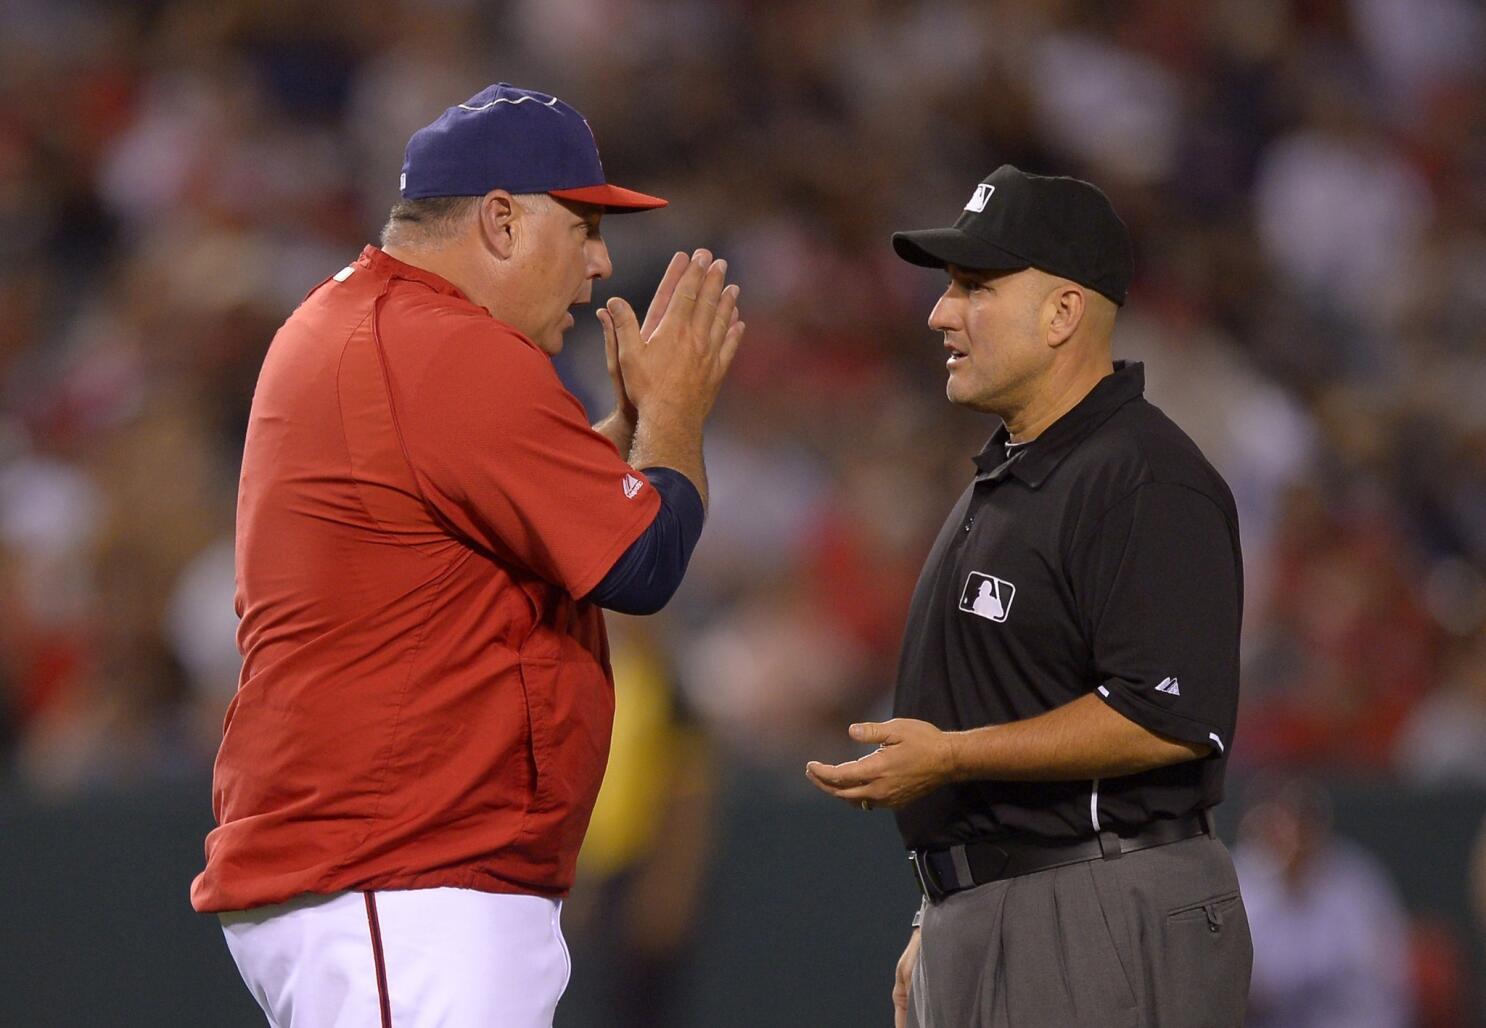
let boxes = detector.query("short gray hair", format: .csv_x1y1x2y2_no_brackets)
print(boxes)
379,192,555,248
379,195,480,248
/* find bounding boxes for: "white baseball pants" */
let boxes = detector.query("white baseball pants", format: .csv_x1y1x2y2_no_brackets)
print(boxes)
220,887,571,1027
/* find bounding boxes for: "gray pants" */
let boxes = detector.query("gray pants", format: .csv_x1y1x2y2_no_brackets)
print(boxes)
908,834,1251,1028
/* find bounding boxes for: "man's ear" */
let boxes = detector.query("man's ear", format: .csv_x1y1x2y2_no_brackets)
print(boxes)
477,189,518,259
1046,282,1086,348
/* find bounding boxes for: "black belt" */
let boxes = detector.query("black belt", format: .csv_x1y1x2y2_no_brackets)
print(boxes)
910,812,1212,902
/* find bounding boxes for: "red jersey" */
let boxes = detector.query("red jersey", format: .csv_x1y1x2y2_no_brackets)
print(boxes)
191,246,659,913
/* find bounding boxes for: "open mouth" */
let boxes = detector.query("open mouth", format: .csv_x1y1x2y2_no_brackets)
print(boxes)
945,342,968,367
563,298,588,329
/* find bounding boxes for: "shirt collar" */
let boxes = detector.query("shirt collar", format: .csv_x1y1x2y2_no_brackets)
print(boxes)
358,244,471,300
971,361,1146,487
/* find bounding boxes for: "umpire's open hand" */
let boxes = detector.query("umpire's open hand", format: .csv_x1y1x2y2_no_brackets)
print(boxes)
597,248,743,426
805,719,957,810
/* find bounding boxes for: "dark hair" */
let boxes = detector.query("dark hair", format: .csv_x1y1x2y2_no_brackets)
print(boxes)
379,195,480,246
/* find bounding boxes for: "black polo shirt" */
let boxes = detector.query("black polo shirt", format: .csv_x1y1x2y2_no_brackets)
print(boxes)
892,362,1242,850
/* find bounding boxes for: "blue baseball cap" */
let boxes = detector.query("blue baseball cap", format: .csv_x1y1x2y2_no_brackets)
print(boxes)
399,83,667,212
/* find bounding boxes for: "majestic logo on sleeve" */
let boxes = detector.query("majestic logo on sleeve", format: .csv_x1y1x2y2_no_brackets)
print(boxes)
964,183,995,213
959,572,1015,623
1155,676,1181,696
622,473,644,499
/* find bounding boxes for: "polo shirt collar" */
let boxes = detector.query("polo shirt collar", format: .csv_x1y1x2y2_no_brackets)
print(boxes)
972,361,1146,487
359,245,470,300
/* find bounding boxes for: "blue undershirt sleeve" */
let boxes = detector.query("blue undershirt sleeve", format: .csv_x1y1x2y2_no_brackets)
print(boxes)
583,466,704,615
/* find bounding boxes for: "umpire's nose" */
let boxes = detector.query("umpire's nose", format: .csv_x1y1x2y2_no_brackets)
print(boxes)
928,287,961,333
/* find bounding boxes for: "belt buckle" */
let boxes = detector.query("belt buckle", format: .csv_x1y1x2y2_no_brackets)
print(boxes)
909,850,943,902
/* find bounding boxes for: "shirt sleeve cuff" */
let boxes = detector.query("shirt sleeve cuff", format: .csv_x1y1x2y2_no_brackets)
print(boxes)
1093,681,1226,756
566,481,662,600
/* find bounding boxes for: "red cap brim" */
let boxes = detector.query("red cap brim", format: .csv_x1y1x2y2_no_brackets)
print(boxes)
548,183,668,212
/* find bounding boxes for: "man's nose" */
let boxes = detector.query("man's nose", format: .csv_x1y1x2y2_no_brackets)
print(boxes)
589,240,613,280
927,292,958,332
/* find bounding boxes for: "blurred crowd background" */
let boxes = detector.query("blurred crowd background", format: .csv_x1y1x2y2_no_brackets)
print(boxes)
3,0,1485,1024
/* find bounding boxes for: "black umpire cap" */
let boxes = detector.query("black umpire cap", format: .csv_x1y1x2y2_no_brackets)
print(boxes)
892,165,1134,306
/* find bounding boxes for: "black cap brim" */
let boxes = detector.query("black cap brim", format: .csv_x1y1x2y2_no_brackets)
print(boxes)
891,228,1032,273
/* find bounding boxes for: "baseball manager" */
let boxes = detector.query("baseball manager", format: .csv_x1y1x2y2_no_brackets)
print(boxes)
807,165,1252,1027
191,83,743,1027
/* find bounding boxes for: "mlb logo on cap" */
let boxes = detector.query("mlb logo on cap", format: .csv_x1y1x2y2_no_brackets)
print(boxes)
965,183,995,212
400,83,667,212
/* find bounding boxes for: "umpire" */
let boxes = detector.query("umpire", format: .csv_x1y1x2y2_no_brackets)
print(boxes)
807,165,1252,1028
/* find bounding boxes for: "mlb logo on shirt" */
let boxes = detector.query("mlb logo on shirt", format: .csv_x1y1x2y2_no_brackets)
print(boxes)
959,571,1015,623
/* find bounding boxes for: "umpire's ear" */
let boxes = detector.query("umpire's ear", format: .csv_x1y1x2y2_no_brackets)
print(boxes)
477,189,519,260
1044,279,1087,349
